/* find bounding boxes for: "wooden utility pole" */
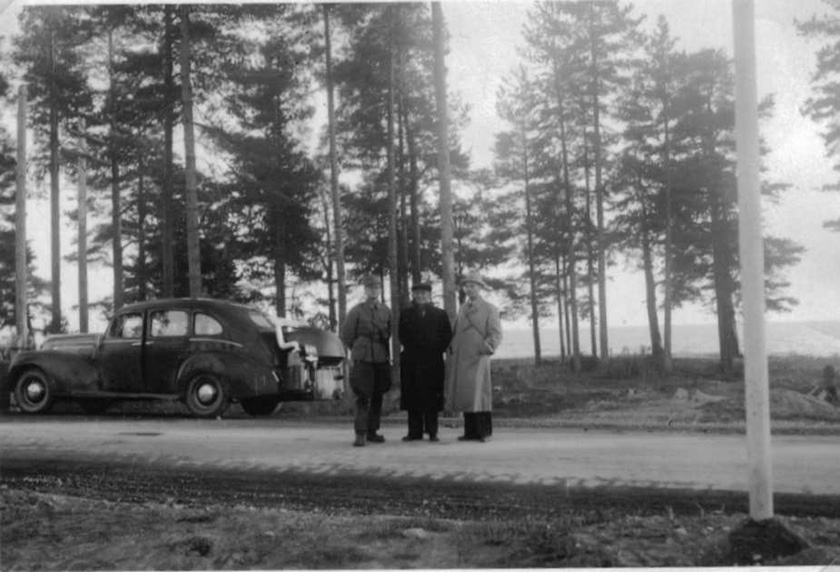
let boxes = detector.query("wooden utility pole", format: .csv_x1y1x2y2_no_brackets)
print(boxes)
15,85,28,350
732,0,773,520
78,119,89,333
432,2,456,322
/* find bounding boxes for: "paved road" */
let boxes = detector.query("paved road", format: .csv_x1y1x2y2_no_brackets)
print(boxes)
1,416,838,497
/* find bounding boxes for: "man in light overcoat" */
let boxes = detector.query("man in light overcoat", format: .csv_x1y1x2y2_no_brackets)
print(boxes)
445,272,502,442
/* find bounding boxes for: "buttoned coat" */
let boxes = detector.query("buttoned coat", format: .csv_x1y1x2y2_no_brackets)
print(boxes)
398,302,452,412
445,295,502,412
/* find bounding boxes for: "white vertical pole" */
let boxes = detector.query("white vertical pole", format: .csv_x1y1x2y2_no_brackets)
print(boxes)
732,0,774,520
15,85,28,351
78,118,88,333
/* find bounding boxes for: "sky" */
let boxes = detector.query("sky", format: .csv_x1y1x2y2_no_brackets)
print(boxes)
1,0,839,333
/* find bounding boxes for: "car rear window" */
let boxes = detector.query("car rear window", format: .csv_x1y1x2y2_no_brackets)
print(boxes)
195,313,224,336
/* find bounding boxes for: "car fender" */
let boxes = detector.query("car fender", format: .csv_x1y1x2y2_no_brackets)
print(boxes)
175,352,277,398
9,351,100,395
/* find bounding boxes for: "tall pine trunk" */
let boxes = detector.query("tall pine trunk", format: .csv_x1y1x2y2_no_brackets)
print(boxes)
711,194,740,371
387,7,400,374
432,2,456,322
522,127,541,365
137,148,148,302
408,126,422,283
553,64,581,371
274,205,287,317
162,5,175,298
592,77,609,361
15,85,29,348
108,30,124,310
323,5,346,325
180,5,201,298
397,89,410,307
319,186,336,330
555,255,566,363
582,130,597,357
49,26,62,333
403,100,422,283
662,115,674,372
641,205,663,359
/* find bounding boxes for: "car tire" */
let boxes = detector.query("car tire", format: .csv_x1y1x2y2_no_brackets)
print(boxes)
184,372,229,418
240,396,280,417
78,399,112,415
14,369,54,414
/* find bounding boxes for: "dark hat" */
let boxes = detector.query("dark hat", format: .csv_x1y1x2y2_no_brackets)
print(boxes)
411,282,432,292
360,275,380,288
460,272,487,289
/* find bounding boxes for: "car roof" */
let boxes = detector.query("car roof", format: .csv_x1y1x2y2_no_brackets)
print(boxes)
116,298,264,317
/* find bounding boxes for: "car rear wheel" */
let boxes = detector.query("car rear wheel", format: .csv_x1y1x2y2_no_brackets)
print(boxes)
14,369,54,414
185,373,229,418
240,396,280,417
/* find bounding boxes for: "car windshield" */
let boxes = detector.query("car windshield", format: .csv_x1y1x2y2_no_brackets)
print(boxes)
247,309,275,330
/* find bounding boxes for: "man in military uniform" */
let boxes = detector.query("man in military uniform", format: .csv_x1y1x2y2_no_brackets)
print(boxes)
398,282,452,442
341,275,392,447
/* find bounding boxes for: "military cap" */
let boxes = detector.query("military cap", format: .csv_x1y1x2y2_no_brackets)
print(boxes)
360,275,380,288
460,272,488,289
411,282,432,292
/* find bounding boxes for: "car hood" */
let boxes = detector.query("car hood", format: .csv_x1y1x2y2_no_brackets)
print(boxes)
41,333,102,351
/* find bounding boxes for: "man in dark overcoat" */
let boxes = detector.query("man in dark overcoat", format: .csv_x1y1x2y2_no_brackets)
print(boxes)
398,282,452,442
341,275,392,447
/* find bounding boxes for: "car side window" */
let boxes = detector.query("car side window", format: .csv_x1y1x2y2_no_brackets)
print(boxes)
149,310,189,338
110,313,143,339
194,313,223,336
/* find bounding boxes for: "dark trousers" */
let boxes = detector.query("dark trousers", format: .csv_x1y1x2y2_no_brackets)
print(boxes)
352,362,391,436
463,411,493,439
407,409,439,439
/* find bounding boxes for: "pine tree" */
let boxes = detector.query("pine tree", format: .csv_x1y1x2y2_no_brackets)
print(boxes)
15,5,93,332
798,1,840,233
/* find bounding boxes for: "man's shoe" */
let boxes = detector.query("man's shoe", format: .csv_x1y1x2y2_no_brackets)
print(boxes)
353,434,366,447
429,435,440,442
367,433,385,443
402,435,422,442
457,435,472,442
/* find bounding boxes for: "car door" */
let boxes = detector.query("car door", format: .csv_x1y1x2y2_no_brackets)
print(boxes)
98,311,145,392
144,308,191,393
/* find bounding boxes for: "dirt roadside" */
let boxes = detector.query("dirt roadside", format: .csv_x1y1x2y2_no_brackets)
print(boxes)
2,456,840,570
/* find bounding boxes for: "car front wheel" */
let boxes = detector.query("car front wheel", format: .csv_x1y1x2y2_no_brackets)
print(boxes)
184,373,229,418
240,396,280,417
14,369,54,414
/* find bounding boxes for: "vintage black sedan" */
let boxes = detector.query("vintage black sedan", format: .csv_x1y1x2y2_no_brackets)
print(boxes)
7,298,346,418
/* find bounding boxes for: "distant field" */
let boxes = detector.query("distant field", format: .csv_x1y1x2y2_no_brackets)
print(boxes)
498,321,840,359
